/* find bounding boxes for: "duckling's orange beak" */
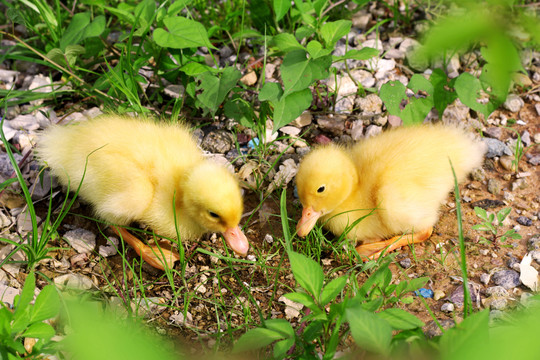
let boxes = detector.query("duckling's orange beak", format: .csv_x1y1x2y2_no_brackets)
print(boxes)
296,206,322,237
223,226,249,256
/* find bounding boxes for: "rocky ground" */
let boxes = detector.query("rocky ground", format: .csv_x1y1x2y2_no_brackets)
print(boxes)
1,3,540,355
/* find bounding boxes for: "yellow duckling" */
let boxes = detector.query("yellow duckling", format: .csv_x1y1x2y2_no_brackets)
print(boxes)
296,124,485,259
37,115,249,269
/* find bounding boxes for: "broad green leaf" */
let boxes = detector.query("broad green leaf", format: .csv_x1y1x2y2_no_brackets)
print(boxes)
346,306,392,356
320,20,351,47
454,72,494,118
60,13,105,50
430,69,457,115
224,97,255,129
11,306,31,334
233,328,286,353
306,41,332,58
153,16,214,49
295,26,315,41
265,319,295,338
180,62,214,76
378,308,424,331
334,48,379,61
22,322,55,339
404,277,429,293
272,33,303,52
287,251,324,297
15,272,35,317
274,337,295,359
31,285,60,323
496,207,512,225
197,67,242,115
379,81,407,115
281,50,331,94
408,74,433,95
474,206,488,220
272,89,312,130
440,310,489,360
283,291,316,310
319,276,347,306
274,0,292,22
400,97,433,126
259,82,283,102
167,0,194,16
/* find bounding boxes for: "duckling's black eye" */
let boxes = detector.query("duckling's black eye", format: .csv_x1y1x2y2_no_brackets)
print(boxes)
209,211,220,219
317,185,326,193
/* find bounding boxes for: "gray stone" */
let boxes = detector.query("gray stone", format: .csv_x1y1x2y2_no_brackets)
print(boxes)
449,283,481,305
511,178,527,191
528,234,540,250
0,284,20,308
424,319,455,338
54,273,94,290
533,132,540,144
503,94,524,113
483,138,513,158
350,120,363,141
8,115,39,131
399,258,412,268
357,94,383,115
350,70,376,88
201,130,235,154
516,216,533,226
480,273,491,285
441,302,454,312
528,155,540,166
317,116,346,136
531,250,540,265
99,236,119,257
364,125,382,138
521,130,531,147
489,298,508,310
63,228,96,254
483,127,503,140
491,270,521,289
487,179,501,195
388,115,402,127
484,286,509,297
291,112,312,127
499,156,515,171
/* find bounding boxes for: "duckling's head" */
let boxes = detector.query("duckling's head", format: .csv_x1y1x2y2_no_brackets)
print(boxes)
183,161,249,255
296,145,357,237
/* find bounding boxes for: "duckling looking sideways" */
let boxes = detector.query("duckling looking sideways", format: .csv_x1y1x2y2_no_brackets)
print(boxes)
296,124,485,259
38,115,249,269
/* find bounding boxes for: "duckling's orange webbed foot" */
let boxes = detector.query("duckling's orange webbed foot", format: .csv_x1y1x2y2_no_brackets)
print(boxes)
111,226,180,270
355,227,433,260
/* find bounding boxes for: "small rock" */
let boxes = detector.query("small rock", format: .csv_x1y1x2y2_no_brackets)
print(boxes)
441,303,454,312
531,250,540,264
357,94,383,115
528,155,540,166
448,283,481,305
99,236,119,257
533,132,540,144
521,131,531,147
484,286,509,297
387,115,402,127
264,234,273,244
414,288,434,298
327,75,358,97
511,178,527,191
350,69,376,88
471,199,504,209
516,216,533,226
314,134,332,145
483,138,513,158
471,167,486,182
528,235,540,250
17,211,41,234
279,126,301,137
201,130,235,153
433,289,445,301
350,120,363,141
399,258,412,268
491,270,521,289
503,94,524,113
488,298,508,310
364,124,382,138
291,112,312,127
8,115,39,131
499,155,515,172
480,273,490,284
483,127,503,140
240,70,257,86
424,319,455,338
487,179,501,195
317,116,346,136
54,273,94,290
63,228,96,254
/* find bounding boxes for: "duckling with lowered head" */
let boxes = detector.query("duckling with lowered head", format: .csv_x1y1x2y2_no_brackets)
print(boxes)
37,115,249,269
295,124,485,259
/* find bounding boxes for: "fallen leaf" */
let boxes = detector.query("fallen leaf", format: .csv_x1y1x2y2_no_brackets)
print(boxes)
519,253,539,291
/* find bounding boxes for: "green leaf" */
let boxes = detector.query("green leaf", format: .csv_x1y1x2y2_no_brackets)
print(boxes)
496,207,512,225
167,0,194,16
281,49,331,94
15,272,35,317
454,72,496,118
31,285,60,323
224,97,255,129
22,322,56,339
274,337,295,359
179,62,214,76
272,33,304,52
319,276,347,306
153,16,215,49
283,291,316,310
288,251,324,297
333,47,379,61
11,306,31,334
197,67,242,115
60,13,105,50
404,277,429,293
233,328,286,353
439,310,489,359
320,20,351,47
346,306,392,355
430,69,457,115
473,206,488,220
408,74,433,95
379,81,407,115
272,89,312,130
259,82,283,102
306,41,332,58
378,308,424,331
265,319,295,338
274,0,292,22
